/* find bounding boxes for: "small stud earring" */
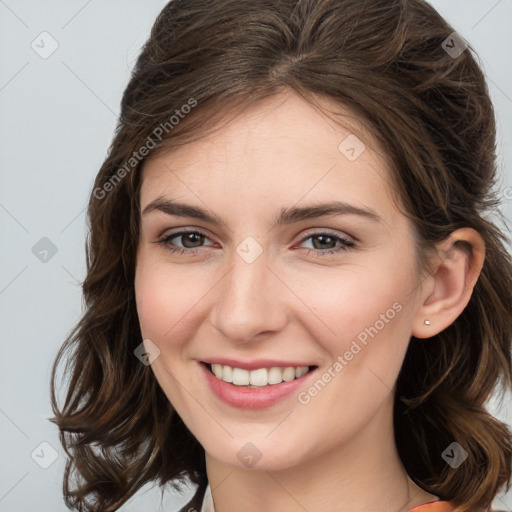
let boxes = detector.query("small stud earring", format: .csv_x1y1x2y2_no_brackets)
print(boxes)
424,319,430,325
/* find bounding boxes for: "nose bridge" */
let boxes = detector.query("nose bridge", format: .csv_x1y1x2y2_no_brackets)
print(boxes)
210,242,287,343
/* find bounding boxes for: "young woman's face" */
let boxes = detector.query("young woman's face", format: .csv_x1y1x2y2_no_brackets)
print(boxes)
135,90,428,470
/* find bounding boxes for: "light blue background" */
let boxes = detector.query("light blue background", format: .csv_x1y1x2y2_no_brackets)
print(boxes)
1,1,511,510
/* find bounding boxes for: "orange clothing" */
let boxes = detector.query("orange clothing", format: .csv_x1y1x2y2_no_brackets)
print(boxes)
409,501,456,511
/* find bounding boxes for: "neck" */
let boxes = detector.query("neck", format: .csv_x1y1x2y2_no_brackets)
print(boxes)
205,396,437,512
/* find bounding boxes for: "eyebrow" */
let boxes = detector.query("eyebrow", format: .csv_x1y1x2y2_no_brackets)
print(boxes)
141,198,383,227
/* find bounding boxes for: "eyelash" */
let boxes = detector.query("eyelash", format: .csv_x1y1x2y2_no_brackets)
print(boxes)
156,229,356,256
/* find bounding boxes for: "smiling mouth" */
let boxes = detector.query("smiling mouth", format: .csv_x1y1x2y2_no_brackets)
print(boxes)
202,362,318,388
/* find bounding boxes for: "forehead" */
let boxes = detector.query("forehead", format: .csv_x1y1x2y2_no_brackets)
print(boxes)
139,91,398,221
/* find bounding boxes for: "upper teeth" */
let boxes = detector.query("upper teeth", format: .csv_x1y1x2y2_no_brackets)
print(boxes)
210,364,309,387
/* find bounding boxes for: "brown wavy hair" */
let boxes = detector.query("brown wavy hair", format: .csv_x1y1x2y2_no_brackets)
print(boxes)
50,0,512,511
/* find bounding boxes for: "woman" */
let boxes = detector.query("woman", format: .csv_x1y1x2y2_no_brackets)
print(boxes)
50,1,512,511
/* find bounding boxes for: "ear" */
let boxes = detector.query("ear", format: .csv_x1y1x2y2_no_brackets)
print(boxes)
412,228,485,339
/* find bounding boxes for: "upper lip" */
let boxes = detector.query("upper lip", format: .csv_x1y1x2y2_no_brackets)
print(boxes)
201,358,316,371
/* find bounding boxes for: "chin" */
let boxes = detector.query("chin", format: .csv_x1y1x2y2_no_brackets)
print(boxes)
203,436,309,472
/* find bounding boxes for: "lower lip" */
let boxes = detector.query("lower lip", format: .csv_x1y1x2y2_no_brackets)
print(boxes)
199,362,317,409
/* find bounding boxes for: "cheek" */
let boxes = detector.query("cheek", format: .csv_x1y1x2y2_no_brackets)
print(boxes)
287,263,417,405
135,256,188,341
134,254,219,345
288,260,415,348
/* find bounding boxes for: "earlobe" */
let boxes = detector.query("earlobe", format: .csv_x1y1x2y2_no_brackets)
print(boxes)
412,228,485,339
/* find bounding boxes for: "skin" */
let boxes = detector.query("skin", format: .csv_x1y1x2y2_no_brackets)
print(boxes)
134,89,485,512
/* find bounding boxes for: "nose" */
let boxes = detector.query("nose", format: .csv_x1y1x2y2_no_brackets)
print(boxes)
209,245,289,344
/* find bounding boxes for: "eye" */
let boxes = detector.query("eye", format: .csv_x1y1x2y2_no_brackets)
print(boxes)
156,229,356,256
157,229,216,255
297,232,356,255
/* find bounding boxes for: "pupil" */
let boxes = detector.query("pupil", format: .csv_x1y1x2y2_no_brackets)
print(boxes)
314,235,333,249
183,233,203,248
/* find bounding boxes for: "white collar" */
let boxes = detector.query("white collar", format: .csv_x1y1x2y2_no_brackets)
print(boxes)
200,483,216,512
